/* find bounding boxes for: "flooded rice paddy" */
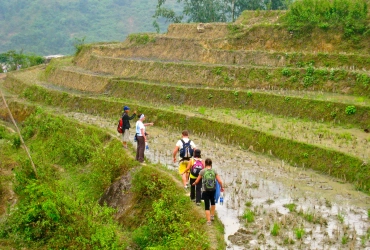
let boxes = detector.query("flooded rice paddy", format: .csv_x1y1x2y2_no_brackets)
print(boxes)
143,127,370,250
67,112,370,249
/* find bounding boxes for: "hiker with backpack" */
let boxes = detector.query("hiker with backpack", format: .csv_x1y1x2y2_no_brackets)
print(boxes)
135,114,154,164
181,149,204,205
192,158,224,225
120,106,136,149
173,130,196,189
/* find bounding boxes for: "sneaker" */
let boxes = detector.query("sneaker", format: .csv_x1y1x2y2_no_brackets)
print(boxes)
184,185,188,190
196,202,201,206
207,221,212,226
210,215,214,221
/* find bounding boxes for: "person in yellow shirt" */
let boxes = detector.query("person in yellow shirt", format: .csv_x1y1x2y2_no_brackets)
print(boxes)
173,130,196,189
182,149,204,205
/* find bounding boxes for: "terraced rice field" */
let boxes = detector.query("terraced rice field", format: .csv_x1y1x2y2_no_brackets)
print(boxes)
1,11,369,249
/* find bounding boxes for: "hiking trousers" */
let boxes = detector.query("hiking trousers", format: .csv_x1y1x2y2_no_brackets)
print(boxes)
136,136,145,163
190,178,202,203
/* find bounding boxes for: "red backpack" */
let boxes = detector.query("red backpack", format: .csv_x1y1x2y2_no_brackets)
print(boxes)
117,118,124,133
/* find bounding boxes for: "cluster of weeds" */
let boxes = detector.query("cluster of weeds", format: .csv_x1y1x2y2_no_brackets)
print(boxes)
294,227,305,240
128,33,155,45
243,209,255,223
271,222,280,236
283,203,297,212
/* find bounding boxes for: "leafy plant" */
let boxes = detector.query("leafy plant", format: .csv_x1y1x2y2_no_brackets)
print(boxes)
345,106,356,115
282,67,292,77
342,235,349,244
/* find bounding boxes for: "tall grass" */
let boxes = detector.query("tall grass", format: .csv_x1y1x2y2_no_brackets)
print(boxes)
0,110,136,249
0,109,216,249
284,0,369,37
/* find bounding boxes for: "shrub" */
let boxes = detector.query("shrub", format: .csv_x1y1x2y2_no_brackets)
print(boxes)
131,166,209,249
284,0,369,37
282,67,292,77
345,106,356,115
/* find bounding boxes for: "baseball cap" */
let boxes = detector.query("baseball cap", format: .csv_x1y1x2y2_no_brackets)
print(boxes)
123,106,130,111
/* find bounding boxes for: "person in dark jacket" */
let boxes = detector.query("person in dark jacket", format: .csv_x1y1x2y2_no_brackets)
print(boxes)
121,106,136,148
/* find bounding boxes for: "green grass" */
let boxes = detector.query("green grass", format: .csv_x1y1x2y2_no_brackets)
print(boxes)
0,107,217,249
294,227,305,240
243,209,255,223
245,200,253,207
271,222,280,236
283,203,297,212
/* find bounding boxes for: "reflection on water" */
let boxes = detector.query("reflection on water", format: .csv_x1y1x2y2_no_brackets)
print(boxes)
135,127,369,249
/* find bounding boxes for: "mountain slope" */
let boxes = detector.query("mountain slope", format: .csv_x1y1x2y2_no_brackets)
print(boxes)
0,0,179,55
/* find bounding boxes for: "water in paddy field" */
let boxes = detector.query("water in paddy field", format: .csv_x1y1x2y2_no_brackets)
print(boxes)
140,127,370,250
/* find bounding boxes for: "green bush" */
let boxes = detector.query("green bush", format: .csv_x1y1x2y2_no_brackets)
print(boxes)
0,112,134,249
345,105,356,115
284,0,369,37
131,165,209,249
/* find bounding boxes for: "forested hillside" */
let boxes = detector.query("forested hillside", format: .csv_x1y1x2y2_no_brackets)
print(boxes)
0,0,180,55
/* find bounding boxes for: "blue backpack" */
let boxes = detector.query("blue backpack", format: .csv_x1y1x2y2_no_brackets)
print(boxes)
179,139,193,159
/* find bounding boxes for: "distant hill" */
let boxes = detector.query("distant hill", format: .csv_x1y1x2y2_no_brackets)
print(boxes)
0,0,179,56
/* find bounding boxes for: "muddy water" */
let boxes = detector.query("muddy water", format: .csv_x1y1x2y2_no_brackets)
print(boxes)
65,113,369,249
142,128,370,249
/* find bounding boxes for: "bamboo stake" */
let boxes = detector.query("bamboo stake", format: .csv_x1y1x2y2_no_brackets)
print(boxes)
1,89,38,178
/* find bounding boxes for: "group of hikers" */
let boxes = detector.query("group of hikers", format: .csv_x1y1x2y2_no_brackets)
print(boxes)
118,106,225,225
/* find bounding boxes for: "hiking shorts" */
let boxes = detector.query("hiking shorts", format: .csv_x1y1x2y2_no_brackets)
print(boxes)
122,129,130,142
178,160,190,174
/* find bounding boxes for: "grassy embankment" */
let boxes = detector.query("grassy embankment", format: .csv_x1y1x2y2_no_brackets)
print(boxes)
0,102,222,249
